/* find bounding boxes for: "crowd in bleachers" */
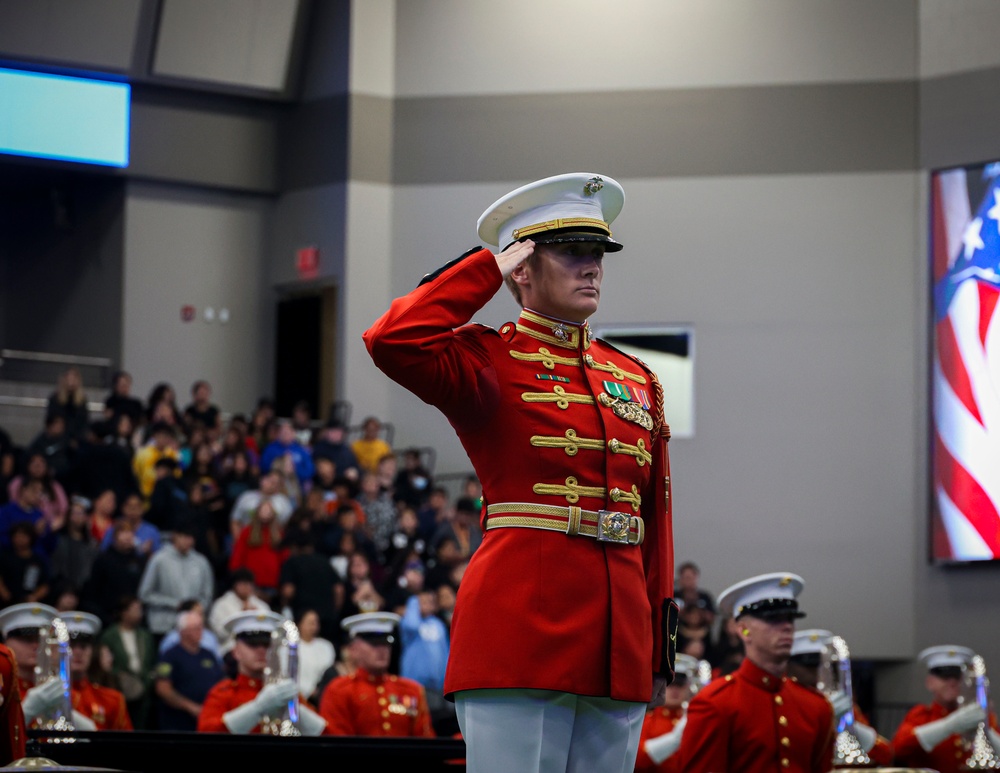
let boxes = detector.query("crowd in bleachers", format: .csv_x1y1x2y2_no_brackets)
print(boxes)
0,366,482,733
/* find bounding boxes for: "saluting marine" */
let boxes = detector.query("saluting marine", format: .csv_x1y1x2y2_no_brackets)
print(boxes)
364,172,677,773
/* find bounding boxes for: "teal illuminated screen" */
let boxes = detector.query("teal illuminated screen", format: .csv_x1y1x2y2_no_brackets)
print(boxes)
0,67,130,168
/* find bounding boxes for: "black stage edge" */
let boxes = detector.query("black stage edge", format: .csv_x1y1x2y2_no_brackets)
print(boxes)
27,730,468,772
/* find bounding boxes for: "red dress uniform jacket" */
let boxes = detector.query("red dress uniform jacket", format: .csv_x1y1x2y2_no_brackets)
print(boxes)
72,679,133,730
635,705,684,772
0,647,25,764
891,701,1000,773
853,703,893,767
364,248,675,703
678,658,835,773
197,672,313,734
319,668,434,737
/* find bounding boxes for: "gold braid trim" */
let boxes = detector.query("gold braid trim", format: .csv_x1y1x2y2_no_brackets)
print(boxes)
609,437,652,466
587,357,647,384
531,429,605,456
647,366,670,441
509,348,579,370
532,476,606,504
521,385,595,410
610,484,642,512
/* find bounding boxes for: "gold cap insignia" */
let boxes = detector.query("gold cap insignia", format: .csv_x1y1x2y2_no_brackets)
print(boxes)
583,177,604,196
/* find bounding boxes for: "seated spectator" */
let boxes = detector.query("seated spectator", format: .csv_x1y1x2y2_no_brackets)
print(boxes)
0,423,15,504
247,398,276,459
104,370,144,429
260,419,314,492
137,521,215,646
426,496,482,588
399,582,450,717
290,400,315,448
26,414,74,492
708,614,745,677
676,595,714,661
270,450,304,508
46,366,90,446
182,380,222,442
229,470,293,545
337,552,387,647
311,457,340,515
295,608,336,706
144,383,183,438
0,522,51,605
7,452,68,536
311,419,360,481
0,477,57,557
357,472,397,562
146,457,187,533
101,491,160,557
49,495,100,593
99,594,156,729
351,416,392,476
375,453,398,500
384,506,429,582
50,578,82,613
154,605,225,732
157,599,222,662
676,561,717,629
392,448,433,510
89,489,118,544
278,528,342,645
228,499,289,607
74,419,139,504
82,519,148,626
208,569,270,676
133,422,180,503
217,450,257,526
415,486,449,544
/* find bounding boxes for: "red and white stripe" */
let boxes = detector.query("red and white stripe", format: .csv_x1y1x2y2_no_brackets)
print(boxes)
932,168,1000,559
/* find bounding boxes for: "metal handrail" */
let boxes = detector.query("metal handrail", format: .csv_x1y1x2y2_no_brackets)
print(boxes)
0,349,113,369
0,395,106,413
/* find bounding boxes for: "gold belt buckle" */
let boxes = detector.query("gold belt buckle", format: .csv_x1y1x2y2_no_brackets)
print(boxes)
597,510,631,544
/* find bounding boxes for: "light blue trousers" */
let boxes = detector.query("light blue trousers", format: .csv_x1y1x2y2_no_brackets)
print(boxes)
454,689,647,773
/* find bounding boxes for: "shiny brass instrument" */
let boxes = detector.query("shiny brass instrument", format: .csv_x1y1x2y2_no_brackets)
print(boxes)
33,618,74,734
696,659,713,692
261,619,301,736
963,654,1000,770
817,635,870,768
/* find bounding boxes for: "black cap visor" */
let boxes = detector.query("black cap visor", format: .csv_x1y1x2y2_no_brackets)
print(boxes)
736,598,806,622
516,226,623,252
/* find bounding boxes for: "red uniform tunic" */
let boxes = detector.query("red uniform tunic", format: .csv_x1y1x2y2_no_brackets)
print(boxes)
0,647,26,764
72,679,133,730
635,705,684,772
18,675,131,732
318,668,434,737
891,701,1000,773
364,248,675,703
852,703,893,767
197,672,314,734
678,658,835,773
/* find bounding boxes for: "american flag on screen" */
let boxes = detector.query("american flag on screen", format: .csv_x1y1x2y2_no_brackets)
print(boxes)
932,164,1000,561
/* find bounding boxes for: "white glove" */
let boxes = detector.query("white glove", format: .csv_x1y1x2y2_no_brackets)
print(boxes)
853,721,877,753
254,679,300,714
644,715,687,764
297,704,327,737
829,691,853,721
914,702,986,751
21,680,66,722
222,679,300,734
71,710,97,731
